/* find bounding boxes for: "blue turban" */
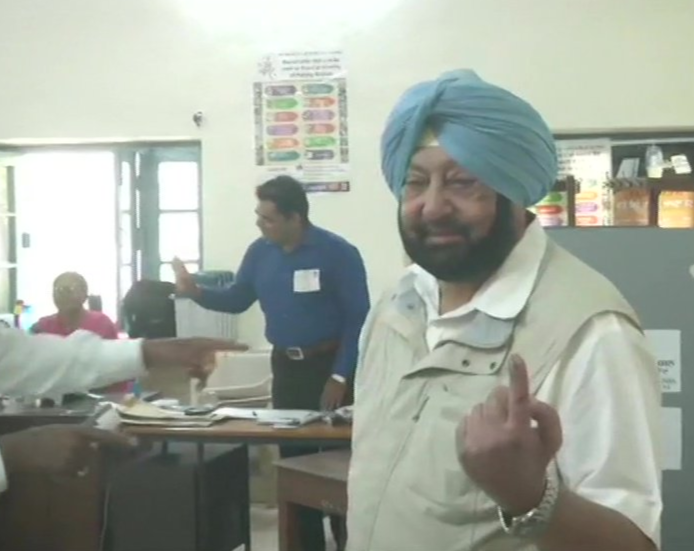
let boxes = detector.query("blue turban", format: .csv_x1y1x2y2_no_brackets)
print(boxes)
381,70,557,207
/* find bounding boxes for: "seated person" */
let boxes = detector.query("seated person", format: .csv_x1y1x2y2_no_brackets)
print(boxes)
32,272,130,393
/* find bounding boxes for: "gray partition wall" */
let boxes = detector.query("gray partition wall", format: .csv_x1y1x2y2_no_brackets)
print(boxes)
549,228,693,551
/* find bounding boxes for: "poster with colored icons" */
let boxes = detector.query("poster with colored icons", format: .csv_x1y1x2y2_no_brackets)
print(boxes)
253,51,349,193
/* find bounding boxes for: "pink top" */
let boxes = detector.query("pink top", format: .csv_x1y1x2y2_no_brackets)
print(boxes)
34,311,130,393
35,311,119,339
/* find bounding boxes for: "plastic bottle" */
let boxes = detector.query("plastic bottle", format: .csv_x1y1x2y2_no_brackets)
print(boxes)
645,144,664,178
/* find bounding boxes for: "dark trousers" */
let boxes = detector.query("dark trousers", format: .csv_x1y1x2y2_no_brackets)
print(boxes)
271,348,348,551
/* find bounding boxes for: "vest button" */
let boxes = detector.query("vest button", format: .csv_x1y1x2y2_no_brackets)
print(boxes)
461,359,470,367
489,362,497,370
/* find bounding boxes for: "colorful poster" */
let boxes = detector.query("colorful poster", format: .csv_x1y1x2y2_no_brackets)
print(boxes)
253,51,349,193
530,191,569,227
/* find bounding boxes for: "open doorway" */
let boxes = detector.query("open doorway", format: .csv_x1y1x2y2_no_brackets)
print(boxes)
0,142,203,325
14,151,118,319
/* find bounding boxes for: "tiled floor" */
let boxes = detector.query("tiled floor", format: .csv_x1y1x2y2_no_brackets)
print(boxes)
241,506,337,551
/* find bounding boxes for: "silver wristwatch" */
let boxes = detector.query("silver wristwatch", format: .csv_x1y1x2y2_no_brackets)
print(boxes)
498,475,560,538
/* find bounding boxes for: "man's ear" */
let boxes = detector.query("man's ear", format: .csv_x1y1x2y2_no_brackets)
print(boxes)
512,204,529,230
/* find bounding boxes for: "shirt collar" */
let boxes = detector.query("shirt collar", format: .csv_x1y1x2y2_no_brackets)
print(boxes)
265,224,319,250
408,218,547,321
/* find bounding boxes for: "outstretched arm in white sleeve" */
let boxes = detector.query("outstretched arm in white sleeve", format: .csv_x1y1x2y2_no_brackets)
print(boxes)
0,329,145,397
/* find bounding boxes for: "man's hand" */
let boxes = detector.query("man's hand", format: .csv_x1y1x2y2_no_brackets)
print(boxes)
172,257,200,298
457,354,563,515
0,425,136,480
321,378,347,411
141,338,248,380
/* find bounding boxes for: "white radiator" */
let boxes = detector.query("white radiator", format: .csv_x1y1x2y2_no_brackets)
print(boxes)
174,297,238,340
202,350,273,403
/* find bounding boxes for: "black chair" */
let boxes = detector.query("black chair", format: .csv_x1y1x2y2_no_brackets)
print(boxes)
87,294,103,312
121,280,177,339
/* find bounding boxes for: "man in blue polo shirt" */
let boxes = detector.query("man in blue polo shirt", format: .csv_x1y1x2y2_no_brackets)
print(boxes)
173,175,369,551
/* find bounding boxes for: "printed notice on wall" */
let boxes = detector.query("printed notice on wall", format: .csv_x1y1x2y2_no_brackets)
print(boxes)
556,139,612,227
556,138,612,182
661,407,683,471
644,329,681,393
253,51,350,193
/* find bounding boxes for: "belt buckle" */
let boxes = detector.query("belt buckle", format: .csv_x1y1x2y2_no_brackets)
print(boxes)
286,347,305,361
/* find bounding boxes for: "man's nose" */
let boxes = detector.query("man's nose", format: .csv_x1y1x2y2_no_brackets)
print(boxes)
421,182,452,222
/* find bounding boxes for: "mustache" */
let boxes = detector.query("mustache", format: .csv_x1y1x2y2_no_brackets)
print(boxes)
413,222,474,240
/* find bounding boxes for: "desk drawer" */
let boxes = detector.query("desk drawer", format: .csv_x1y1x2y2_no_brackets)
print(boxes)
0,454,103,551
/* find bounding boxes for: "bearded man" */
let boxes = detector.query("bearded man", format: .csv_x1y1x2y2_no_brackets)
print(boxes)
346,70,661,551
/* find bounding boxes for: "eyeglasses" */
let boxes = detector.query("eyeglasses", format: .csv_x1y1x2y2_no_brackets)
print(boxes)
54,285,84,295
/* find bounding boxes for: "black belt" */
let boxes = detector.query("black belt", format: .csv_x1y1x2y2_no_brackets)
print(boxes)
278,340,339,361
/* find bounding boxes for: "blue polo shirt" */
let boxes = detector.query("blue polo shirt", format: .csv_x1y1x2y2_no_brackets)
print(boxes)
194,225,370,378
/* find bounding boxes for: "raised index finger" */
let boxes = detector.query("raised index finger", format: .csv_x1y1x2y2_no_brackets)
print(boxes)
508,354,531,427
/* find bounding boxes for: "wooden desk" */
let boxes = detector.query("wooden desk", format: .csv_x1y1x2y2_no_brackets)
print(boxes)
0,401,95,435
126,421,351,551
125,419,352,447
0,400,103,551
275,450,350,551
0,416,350,551
0,450,106,551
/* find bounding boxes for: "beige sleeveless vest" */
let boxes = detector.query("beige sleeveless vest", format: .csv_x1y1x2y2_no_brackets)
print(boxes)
347,240,640,551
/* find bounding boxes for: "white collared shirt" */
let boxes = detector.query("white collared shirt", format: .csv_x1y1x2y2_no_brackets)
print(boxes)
0,329,146,492
410,220,662,546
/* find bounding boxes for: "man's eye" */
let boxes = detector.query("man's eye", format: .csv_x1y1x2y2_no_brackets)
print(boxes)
406,179,426,188
449,179,476,187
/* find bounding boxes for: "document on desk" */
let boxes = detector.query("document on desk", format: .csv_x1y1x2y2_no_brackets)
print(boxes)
215,407,324,427
116,401,221,427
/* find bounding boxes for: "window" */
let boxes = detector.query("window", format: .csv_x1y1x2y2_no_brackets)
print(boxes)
0,143,202,321
159,261,199,283
159,162,199,210
0,164,16,312
116,145,202,308
159,212,200,262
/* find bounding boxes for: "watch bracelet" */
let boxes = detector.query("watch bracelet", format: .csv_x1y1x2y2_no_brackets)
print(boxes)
498,474,560,538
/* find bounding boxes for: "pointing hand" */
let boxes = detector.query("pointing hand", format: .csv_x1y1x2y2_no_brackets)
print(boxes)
457,354,563,515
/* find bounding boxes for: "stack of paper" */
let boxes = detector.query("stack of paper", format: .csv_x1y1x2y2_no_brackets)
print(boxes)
215,407,324,427
116,401,326,429
116,401,223,428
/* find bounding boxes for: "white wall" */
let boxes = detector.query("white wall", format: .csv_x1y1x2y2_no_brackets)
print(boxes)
1,0,693,346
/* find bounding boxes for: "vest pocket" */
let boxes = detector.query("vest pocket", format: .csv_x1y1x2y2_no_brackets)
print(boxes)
389,380,495,523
